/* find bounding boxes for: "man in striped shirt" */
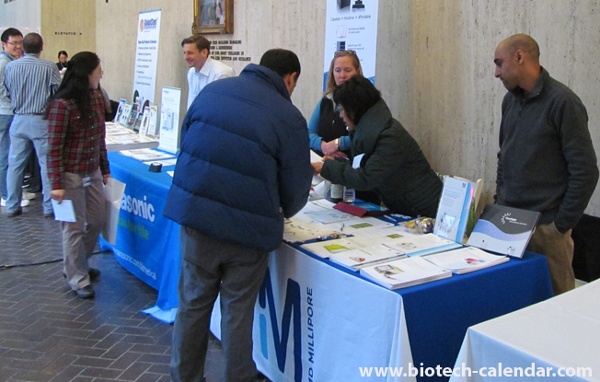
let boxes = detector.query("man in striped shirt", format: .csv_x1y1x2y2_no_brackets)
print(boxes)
3,32,61,217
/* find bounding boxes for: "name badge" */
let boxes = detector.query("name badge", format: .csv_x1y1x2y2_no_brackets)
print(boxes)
352,154,365,169
82,176,91,187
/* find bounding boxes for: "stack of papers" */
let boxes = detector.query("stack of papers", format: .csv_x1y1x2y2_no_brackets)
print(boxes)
301,237,372,259
329,244,406,270
383,233,461,257
360,256,451,290
105,122,159,151
423,246,508,274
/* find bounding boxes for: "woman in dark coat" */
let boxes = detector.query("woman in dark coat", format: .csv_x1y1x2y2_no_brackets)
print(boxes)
312,75,442,217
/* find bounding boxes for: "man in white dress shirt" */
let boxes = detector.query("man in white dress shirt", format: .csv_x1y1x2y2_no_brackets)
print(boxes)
181,34,235,110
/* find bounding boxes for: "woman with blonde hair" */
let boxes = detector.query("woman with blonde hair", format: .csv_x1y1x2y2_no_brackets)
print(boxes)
308,50,362,158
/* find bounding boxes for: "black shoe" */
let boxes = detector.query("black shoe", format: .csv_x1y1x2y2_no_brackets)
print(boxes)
88,268,101,280
257,372,269,382
63,268,101,280
43,212,54,219
76,285,95,299
6,209,22,218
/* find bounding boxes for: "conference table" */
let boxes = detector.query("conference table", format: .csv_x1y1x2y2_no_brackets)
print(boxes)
450,279,600,382
101,151,554,382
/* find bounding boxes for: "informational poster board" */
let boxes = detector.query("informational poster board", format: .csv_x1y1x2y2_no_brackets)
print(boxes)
158,87,181,154
132,9,161,106
323,0,379,87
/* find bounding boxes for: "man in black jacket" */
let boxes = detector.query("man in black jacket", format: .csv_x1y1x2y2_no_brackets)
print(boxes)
165,49,313,382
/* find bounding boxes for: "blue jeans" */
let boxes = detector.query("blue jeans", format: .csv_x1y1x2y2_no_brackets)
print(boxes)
170,227,269,382
0,114,13,198
5,115,52,214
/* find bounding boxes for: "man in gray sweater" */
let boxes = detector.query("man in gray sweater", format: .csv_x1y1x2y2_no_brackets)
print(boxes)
493,34,598,295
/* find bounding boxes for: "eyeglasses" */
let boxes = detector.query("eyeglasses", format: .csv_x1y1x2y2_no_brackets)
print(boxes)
334,50,357,57
6,41,23,47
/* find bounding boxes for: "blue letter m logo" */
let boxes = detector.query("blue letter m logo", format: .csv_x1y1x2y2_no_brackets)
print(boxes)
258,269,302,382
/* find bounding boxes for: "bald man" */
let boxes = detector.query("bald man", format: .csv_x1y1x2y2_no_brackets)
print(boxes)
493,34,598,295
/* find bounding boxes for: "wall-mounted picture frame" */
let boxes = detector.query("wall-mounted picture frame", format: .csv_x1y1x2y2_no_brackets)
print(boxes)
193,0,233,34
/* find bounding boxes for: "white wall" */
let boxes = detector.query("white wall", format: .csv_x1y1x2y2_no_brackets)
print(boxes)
0,0,94,62
0,0,41,51
378,0,600,215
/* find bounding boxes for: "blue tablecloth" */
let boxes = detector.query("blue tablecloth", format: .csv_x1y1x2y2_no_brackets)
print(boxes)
99,152,180,314
102,151,553,381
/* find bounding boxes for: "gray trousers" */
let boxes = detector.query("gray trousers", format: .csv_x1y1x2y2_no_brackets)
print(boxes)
62,169,106,290
170,227,269,382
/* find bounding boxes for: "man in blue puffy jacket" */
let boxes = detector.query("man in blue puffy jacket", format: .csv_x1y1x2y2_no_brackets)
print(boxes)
164,49,313,382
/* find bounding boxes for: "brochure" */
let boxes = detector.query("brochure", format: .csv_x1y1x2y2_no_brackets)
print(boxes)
301,237,372,259
117,103,132,126
467,204,540,258
360,256,451,290
433,176,475,243
383,233,462,257
330,244,406,271
113,98,127,123
423,246,508,274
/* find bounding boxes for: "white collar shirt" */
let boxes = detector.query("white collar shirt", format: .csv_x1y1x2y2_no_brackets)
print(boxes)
187,57,235,109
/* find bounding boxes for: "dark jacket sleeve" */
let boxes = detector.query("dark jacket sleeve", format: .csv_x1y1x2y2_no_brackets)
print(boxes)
321,126,404,191
553,96,599,232
495,94,510,202
278,114,313,218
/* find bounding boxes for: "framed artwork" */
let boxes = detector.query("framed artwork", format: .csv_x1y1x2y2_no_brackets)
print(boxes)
193,0,233,34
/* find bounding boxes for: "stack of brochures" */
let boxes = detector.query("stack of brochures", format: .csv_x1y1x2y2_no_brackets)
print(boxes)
328,244,406,270
288,183,541,290
360,257,452,290
422,246,509,274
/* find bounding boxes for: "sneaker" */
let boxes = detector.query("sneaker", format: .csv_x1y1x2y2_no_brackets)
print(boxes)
1,198,29,207
22,191,36,200
6,209,22,218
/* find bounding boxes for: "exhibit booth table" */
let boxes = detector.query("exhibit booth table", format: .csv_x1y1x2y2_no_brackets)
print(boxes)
100,152,181,319
450,279,600,382
101,151,554,382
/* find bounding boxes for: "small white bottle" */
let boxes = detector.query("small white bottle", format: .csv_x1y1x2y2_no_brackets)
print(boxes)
328,184,344,203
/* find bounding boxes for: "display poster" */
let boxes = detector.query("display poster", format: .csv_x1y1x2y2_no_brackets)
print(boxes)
323,0,379,87
158,87,181,154
132,9,161,107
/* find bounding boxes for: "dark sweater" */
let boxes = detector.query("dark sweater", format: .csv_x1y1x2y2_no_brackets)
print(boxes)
496,68,598,232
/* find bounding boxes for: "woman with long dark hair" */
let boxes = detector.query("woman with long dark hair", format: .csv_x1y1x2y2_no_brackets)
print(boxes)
46,51,111,299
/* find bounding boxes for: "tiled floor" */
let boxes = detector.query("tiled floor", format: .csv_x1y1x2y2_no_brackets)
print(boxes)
0,194,227,382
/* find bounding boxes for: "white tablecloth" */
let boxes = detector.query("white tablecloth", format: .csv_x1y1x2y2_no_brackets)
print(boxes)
211,243,415,382
451,279,600,381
